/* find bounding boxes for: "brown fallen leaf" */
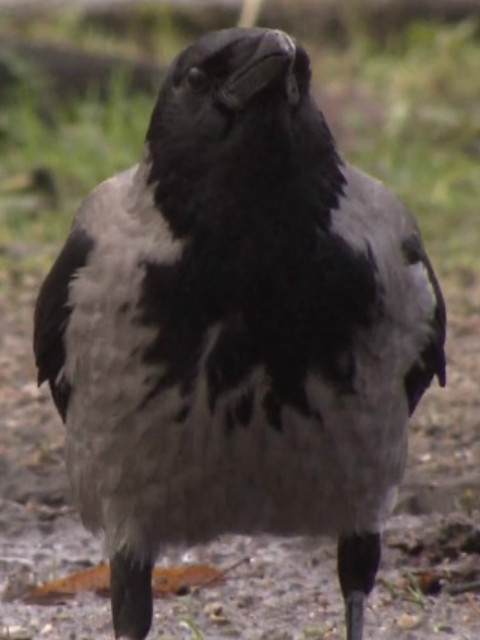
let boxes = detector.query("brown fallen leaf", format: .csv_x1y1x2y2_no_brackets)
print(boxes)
152,564,224,596
24,563,110,604
24,563,224,605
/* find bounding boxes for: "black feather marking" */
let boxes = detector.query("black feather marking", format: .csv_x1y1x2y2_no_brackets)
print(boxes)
139,30,382,414
139,259,209,402
33,226,94,422
402,235,423,265
174,404,190,423
206,316,258,412
224,407,236,434
139,213,382,416
233,389,254,426
402,234,446,414
263,389,283,432
222,390,255,434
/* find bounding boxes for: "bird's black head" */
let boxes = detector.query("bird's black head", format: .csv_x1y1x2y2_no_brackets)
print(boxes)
146,28,344,237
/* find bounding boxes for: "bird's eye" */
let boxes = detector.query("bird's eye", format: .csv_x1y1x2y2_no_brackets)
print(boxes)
185,67,210,93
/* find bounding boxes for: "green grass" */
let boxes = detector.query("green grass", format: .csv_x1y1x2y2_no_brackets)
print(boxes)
0,75,153,273
0,16,478,281
318,20,480,273
0,4,190,59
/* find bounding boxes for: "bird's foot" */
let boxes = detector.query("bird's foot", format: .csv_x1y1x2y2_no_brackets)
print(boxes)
111,550,153,640
345,590,365,640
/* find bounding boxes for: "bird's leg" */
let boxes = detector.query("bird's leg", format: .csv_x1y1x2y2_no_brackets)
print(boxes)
110,550,153,640
337,532,381,640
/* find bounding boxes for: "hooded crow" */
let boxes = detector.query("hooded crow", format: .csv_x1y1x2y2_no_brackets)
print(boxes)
33,28,446,640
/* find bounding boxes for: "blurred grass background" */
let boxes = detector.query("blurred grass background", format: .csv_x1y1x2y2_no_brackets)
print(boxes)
0,0,478,282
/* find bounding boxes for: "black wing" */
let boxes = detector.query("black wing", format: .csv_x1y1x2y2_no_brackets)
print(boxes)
402,235,446,415
33,226,94,422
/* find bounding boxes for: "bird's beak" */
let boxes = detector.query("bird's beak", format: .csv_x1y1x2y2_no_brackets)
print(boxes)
218,30,299,110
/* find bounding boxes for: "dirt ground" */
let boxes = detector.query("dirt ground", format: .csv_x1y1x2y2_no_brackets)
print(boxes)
0,261,480,640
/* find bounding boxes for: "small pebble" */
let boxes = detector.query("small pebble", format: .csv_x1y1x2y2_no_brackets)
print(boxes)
396,613,422,629
204,600,228,622
40,623,53,635
237,594,255,608
0,625,33,640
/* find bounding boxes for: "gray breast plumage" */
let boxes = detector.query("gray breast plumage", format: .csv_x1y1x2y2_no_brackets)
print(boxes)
58,161,438,560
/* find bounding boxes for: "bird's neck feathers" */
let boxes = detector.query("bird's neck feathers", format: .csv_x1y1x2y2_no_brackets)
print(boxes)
145,102,346,240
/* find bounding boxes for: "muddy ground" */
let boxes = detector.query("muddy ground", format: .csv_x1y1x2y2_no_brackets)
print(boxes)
0,247,479,640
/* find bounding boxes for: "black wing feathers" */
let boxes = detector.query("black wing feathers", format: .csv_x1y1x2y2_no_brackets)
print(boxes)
402,235,446,415
33,226,94,421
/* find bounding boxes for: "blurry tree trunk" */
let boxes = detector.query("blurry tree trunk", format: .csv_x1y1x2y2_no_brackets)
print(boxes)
238,0,266,27
80,0,480,43
2,1,480,35
0,37,163,102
